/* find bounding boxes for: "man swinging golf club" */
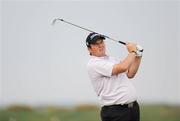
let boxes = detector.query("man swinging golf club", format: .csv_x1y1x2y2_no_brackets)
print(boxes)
86,32,143,121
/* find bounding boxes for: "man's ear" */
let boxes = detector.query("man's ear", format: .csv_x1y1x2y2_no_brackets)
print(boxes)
88,46,91,52
88,46,92,55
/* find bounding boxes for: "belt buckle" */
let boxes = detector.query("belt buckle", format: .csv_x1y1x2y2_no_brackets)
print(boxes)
128,102,133,108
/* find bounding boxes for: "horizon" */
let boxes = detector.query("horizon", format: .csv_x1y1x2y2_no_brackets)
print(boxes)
0,1,179,107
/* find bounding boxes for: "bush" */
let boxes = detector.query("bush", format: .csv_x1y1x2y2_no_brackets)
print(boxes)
6,105,33,112
75,104,99,111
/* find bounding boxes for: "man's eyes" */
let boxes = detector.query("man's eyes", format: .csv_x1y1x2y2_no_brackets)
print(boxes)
95,41,103,45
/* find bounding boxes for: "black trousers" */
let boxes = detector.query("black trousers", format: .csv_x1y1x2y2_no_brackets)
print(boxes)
101,101,140,121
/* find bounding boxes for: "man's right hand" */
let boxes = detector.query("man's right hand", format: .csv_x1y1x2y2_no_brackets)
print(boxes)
126,42,137,53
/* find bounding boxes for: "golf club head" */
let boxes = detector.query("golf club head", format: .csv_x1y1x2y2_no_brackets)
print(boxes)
51,18,64,25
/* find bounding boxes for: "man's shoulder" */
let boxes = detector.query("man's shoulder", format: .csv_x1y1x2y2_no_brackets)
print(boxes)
87,56,115,68
87,57,99,68
87,56,103,69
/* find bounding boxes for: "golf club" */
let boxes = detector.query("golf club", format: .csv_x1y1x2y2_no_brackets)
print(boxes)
52,18,126,45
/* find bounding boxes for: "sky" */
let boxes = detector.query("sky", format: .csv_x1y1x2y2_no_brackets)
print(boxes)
0,1,179,106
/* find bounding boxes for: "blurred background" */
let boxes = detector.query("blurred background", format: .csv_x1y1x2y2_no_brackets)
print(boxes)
0,0,180,121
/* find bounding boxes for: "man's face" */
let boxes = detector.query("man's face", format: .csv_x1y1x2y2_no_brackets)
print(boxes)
88,39,106,57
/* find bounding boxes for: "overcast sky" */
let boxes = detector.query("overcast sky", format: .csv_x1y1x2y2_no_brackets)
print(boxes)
0,1,180,106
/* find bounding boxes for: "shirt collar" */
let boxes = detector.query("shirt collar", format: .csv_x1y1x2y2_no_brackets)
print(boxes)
90,55,109,59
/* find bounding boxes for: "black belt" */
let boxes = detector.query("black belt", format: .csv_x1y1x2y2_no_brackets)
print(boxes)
102,101,137,109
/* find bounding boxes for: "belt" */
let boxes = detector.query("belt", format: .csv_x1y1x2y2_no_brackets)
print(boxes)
102,101,137,109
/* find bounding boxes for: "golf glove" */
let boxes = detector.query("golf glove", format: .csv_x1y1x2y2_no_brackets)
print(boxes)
135,45,143,57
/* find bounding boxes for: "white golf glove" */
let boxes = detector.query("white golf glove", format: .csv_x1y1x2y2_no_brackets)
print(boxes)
135,45,144,57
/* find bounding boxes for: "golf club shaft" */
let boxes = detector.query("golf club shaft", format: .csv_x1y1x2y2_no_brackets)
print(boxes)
52,18,126,45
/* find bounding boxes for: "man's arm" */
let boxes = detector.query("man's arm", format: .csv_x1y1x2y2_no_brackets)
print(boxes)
127,56,142,78
112,43,137,75
112,52,136,75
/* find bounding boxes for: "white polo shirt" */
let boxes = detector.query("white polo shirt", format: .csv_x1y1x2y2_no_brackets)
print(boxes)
87,55,137,106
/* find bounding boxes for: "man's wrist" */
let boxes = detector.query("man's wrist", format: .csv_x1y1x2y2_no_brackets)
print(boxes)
130,51,137,56
131,51,136,54
129,49,143,57
128,44,143,57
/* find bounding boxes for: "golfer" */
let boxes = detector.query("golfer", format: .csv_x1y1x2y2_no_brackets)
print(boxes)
86,32,143,121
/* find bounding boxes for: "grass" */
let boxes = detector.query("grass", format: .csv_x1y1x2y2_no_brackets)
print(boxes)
140,105,180,121
0,104,180,121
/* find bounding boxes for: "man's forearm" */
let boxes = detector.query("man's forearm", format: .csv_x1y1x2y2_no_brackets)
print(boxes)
112,53,136,75
127,56,142,78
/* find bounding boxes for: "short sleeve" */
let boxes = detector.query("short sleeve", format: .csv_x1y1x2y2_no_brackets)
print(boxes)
92,60,114,77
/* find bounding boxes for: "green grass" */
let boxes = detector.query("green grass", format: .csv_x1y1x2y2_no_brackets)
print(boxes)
0,105,180,121
140,105,180,121
0,109,100,121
